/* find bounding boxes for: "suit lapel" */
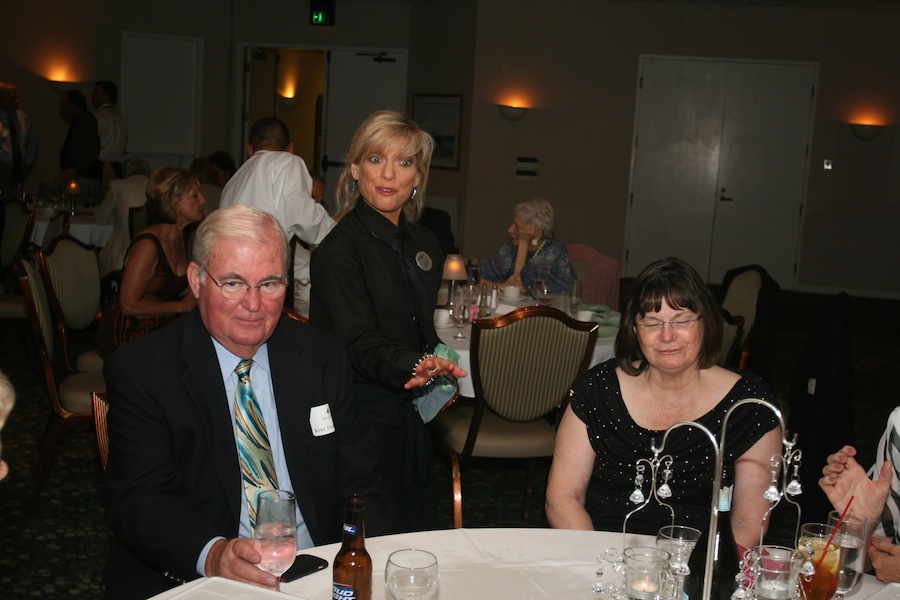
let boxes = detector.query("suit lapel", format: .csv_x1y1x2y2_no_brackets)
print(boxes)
179,310,243,527
268,318,319,535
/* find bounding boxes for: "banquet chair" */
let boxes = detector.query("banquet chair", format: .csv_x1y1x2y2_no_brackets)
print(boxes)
40,211,70,250
717,311,745,367
92,391,110,472
37,235,105,372
433,305,599,528
566,243,620,310
719,265,779,383
128,205,149,239
282,304,309,324
17,258,106,510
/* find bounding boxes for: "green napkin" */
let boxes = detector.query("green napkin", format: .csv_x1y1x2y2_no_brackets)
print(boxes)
412,343,460,423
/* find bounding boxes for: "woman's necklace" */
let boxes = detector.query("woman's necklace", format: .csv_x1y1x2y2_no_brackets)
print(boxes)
530,238,548,259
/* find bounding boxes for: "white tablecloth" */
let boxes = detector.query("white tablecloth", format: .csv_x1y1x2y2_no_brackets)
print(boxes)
439,324,616,397
147,527,886,600
30,210,113,248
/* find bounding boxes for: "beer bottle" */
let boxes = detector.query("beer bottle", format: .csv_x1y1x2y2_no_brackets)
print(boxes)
683,464,741,600
332,494,372,600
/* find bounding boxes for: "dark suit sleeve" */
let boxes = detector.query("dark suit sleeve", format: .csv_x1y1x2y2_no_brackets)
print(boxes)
103,326,235,587
71,112,101,176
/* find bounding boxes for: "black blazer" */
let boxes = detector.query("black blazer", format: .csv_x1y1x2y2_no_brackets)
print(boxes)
102,309,390,599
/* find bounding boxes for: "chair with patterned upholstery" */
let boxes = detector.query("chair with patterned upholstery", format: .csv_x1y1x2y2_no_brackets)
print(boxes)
92,391,110,472
566,243,620,310
433,305,599,528
40,211,69,250
17,258,106,509
37,235,104,373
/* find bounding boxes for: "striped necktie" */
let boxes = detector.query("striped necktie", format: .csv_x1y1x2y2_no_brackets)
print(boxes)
234,359,278,531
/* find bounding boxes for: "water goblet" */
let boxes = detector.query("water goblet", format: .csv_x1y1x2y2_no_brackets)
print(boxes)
568,280,585,317
254,489,297,590
385,549,439,600
655,525,701,599
450,289,470,340
827,510,867,599
798,523,840,600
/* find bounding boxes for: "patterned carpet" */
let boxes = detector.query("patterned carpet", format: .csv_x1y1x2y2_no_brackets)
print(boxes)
0,290,896,599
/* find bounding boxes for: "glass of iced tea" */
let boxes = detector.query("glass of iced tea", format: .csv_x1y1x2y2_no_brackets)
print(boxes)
798,523,840,600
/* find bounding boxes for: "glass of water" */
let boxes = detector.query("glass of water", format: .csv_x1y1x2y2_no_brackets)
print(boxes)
385,549,439,600
827,510,867,599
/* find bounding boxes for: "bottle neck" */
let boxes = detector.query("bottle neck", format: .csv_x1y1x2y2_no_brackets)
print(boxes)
342,506,366,547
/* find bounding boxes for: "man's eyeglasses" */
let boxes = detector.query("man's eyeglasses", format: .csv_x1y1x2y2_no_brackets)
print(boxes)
636,315,702,332
204,269,287,301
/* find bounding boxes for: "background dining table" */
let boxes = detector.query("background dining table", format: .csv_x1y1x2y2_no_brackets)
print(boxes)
29,206,113,248
146,527,887,600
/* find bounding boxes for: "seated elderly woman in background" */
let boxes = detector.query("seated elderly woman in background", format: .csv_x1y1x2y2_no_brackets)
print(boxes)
545,257,780,549
0,369,14,482
96,156,152,277
97,166,204,357
480,197,576,294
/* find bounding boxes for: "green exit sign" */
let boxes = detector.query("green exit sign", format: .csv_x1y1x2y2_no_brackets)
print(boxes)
310,1,335,26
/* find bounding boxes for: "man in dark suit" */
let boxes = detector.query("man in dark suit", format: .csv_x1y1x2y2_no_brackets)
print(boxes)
57,89,102,183
103,205,390,599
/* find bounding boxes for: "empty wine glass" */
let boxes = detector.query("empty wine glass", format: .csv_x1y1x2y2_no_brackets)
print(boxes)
568,280,584,317
450,289,470,340
827,510,867,599
385,549,439,600
656,525,701,600
254,489,297,590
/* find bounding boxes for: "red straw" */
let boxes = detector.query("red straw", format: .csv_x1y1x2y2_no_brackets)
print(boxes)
815,496,854,569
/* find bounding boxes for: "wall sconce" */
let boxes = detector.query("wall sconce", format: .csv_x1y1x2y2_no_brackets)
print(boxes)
442,254,468,304
280,95,299,109
48,80,76,95
850,123,884,141
498,105,528,122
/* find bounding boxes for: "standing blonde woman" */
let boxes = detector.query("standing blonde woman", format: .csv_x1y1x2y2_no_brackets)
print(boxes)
310,110,466,533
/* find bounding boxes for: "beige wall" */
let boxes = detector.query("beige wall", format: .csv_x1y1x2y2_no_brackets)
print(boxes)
3,0,898,296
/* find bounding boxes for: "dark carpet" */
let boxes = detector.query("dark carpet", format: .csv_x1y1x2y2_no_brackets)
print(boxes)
0,290,897,599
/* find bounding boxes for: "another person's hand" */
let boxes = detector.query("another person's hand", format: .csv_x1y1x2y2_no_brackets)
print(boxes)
205,538,278,590
514,223,541,247
819,445,892,525
869,536,900,584
405,356,467,389
179,293,198,313
503,273,524,290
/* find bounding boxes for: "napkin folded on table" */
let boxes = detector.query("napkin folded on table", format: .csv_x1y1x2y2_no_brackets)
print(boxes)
412,343,460,424
581,304,621,327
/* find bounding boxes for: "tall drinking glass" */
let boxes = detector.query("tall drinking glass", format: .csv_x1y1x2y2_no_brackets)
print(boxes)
827,510,868,599
254,489,297,590
450,289,470,340
568,280,584,317
798,523,840,600
656,525,701,600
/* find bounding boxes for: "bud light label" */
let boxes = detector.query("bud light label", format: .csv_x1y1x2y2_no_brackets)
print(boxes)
333,583,357,599
343,523,357,534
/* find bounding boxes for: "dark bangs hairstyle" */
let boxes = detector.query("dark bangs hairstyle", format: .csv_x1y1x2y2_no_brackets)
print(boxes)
615,257,723,376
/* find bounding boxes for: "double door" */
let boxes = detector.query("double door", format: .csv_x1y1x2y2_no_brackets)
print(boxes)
624,56,817,288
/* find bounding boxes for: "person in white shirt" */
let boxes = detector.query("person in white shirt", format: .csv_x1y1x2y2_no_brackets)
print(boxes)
220,118,335,311
91,80,128,179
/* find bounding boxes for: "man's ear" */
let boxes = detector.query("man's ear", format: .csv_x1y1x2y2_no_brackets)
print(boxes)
187,262,202,299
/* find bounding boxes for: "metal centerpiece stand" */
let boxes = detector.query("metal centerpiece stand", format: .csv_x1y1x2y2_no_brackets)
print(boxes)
618,399,805,600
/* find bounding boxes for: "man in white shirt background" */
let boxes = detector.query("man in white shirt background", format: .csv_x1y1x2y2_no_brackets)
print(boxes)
91,80,128,185
221,117,335,315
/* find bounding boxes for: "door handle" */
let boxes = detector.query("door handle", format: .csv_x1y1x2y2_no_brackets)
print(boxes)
719,195,734,202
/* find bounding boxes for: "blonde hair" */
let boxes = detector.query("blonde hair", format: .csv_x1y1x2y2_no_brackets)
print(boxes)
146,166,199,224
335,110,434,221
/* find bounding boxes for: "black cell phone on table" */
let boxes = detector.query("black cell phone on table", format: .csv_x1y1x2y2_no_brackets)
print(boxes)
281,554,329,582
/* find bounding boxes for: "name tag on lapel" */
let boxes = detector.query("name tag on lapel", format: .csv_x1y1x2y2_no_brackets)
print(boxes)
310,404,335,437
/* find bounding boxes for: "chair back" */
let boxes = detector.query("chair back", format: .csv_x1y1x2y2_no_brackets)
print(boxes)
717,311,745,366
571,259,590,286
722,269,762,338
471,305,598,422
42,211,70,248
128,205,149,239
38,235,102,330
566,243,620,309
92,391,110,471
18,258,55,359
282,305,309,324
1,200,35,270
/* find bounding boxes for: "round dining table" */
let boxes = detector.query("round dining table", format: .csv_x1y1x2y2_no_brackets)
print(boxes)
147,527,887,600
29,206,113,248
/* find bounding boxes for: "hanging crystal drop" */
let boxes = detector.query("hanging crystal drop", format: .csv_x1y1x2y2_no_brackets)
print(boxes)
657,483,672,499
764,484,781,501
629,488,645,504
800,558,816,577
634,473,644,486
786,479,802,495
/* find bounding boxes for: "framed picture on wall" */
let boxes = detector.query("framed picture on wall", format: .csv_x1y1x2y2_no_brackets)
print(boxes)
412,94,462,169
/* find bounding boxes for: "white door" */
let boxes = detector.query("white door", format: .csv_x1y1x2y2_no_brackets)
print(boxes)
321,50,408,214
624,56,816,288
